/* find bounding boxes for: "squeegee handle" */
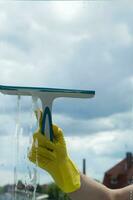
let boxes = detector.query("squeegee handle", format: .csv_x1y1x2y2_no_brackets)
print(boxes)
41,106,54,141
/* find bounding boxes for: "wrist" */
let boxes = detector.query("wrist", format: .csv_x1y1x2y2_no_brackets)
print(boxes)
51,157,81,193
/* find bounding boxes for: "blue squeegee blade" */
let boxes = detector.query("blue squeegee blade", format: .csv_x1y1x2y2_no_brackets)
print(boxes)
0,85,95,98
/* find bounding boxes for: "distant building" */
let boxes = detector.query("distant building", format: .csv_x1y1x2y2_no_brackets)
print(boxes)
17,180,25,190
103,152,133,189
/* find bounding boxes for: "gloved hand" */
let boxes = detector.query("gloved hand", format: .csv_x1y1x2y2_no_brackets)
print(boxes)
28,109,81,193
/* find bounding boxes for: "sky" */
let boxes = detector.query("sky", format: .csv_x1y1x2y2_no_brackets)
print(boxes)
0,1,133,186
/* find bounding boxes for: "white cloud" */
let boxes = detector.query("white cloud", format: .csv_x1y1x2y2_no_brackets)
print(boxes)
65,129,133,181
51,1,82,22
114,23,132,47
53,110,133,136
0,1,132,93
66,129,133,156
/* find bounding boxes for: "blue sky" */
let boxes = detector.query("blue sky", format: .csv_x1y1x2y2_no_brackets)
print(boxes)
0,1,133,186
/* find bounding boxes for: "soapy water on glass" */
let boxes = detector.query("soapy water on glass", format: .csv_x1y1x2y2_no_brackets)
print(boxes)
13,96,40,200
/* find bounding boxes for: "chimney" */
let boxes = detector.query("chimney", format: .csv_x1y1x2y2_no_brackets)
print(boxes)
126,152,132,168
83,158,86,175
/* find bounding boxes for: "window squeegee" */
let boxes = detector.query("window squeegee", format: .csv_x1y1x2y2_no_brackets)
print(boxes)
0,85,95,141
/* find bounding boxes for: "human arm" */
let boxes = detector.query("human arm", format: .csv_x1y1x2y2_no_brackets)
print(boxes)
68,171,133,200
28,109,132,200
69,173,114,200
111,185,133,200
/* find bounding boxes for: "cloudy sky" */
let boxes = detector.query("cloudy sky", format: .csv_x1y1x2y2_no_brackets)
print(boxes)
0,1,133,186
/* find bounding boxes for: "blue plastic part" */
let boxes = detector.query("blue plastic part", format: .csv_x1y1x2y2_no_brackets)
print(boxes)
41,107,53,141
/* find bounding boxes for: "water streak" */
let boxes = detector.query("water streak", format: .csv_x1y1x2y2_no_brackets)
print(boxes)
14,95,21,200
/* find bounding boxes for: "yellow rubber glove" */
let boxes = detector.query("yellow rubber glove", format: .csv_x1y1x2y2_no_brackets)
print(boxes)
28,109,81,193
